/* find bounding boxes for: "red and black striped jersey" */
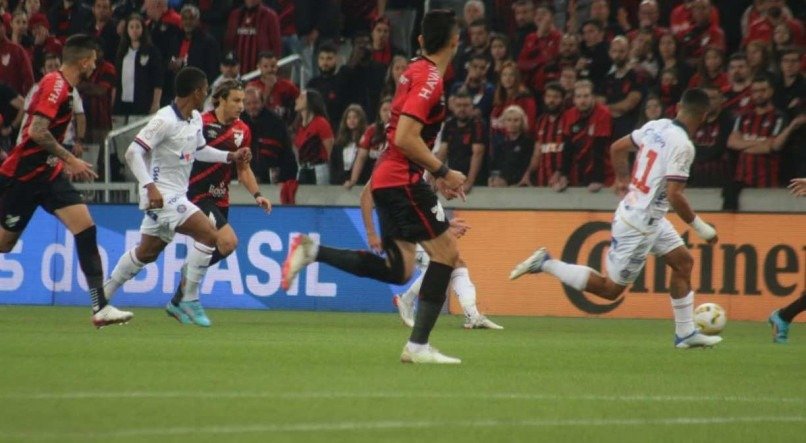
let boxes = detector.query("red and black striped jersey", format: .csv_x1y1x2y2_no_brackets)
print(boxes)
533,112,564,186
689,112,733,187
187,111,252,207
0,71,72,182
561,103,613,186
722,85,753,118
732,108,786,188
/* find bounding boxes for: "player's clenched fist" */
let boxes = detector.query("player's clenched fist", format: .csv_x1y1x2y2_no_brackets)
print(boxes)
229,147,252,163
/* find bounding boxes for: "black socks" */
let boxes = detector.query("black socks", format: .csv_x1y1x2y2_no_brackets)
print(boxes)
409,261,453,344
74,226,107,312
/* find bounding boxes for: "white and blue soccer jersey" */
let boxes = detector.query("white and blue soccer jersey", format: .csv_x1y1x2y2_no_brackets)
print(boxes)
132,104,206,209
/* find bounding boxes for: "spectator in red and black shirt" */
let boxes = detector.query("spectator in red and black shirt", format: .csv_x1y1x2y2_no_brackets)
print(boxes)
176,5,220,83
679,0,726,67
438,90,488,192
689,86,734,187
47,0,92,44
535,33,580,100
510,0,536,59
489,104,533,187
727,74,804,188
558,79,613,191
521,82,565,187
293,89,333,185
369,16,402,66
247,51,300,125
517,3,561,95
76,47,116,167
773,47,805,120
688,47,729,91
345,96,391,189
490,61,536,144
722,52,753,117
9,10,34,52
91,0,119,65
599,36,644,139
743,0,804,48
28,14,63,81
225,0,281,74
627,0,669,43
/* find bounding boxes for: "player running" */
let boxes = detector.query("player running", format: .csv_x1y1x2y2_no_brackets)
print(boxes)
510,88,723,349
358,181,502,329
282,10,468,364
167,80,272,326
103,67,251,324
0,35,132,327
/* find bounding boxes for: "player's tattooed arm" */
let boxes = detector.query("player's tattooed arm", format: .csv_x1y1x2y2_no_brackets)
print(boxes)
29,115,74,161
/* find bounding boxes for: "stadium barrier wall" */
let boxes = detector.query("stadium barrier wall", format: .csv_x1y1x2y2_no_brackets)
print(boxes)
450,210,806,322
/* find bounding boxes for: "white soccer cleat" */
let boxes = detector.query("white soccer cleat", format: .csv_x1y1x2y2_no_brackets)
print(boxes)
91,305,134,328
509,247,550,280
400,344,461,364
675,331,723,349
463,315,504,330
281,234,317,290
393,294,415,328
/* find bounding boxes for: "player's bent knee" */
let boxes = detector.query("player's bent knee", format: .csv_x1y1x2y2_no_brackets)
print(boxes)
218,237,238,256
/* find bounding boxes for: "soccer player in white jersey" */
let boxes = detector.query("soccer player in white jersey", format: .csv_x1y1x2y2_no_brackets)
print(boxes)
511,88,722,349
103,67,251,325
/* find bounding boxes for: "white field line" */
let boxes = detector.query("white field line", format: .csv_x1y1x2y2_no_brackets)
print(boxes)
0,416,804,440
1,391,805,403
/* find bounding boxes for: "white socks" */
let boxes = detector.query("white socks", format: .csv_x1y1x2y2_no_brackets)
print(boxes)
542,259,592,291
400,272,423,305
451,267,480,319
671,291,696,337
183,242,215,302
107,249,145,298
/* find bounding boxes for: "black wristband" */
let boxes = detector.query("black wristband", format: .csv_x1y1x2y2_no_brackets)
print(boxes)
433,163,449,178
253,191,262,199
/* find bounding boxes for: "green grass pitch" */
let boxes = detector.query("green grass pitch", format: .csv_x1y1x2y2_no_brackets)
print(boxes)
0,306,804,442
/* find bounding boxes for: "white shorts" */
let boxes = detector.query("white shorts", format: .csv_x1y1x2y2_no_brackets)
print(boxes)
606,216,684,286
139,194,200,243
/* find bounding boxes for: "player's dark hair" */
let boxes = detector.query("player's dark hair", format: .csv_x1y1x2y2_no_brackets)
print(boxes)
62,34,98,64
257,51,276,62
175,66,208,98
679,88,710,116
544,81,564,96
752,73,774,86
211,79,244,107
421,9,457,54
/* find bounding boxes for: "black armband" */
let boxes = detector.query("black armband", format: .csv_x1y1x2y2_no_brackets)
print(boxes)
253,191,262,199
432,163,449,178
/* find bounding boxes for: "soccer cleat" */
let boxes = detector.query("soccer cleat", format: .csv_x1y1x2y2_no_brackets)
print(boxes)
393,294,415,328
282,235,317,290
463,315,504,330
674,330,723,349
400,344,461,364
509,247,550,280
768,310,790,344
176,300,211,327
91,305,134,328
165,302,193,325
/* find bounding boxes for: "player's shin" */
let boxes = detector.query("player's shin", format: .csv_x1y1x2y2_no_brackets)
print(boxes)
671,291,696,337
542,260,593,291
316,245,406,284
74,226,107,312
182,242,215,301
409,261,453,345
107,249,146,298
451,267,480,319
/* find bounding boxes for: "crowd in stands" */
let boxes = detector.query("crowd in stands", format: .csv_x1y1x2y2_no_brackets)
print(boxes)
0,0,803,209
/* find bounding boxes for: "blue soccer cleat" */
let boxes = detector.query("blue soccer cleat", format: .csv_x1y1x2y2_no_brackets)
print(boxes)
179,300,211,327
166,302,192,325
768,310,790,344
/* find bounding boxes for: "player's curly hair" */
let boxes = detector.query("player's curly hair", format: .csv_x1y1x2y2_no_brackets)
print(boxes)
211,79,244,108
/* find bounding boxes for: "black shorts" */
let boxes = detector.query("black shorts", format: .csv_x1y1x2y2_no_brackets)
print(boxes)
0,174,83,232
194,198,230,230
372,182,450,244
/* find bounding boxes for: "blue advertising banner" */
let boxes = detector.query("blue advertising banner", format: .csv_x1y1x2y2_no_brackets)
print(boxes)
0,205,408,312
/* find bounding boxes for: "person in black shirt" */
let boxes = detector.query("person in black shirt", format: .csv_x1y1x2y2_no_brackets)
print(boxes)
176,5,220,83
599,36,644,139
578,19,610,86
307,42,343,128
0,82,24,154
690,86,734,188
511,0,536,61
337,32,386,122
438,90,488,192
489,104,533,187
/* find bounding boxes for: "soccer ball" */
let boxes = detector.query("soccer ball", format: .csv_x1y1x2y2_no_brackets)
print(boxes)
694,303,727,335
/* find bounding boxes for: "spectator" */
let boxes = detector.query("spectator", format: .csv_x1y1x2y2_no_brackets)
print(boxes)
369,16,401,65
628,0,668,42
330,104,367,185
636,93,664,127
671,0,721,41
488,32,510,79
727,74,802,189
538,34,580,98
205,51,240,111
225,0,281,74
381,54,408,98
0,17,34,95
679,0,726,67
518,2,561,95
293,89,333,185
722,52,754,117
247,51,300,125
558,65,577,109
489,104,533,187
743,0,804,48
9,11,33,51
771,21,802,59
688,47,728,91
91,0,119,65
657,31,693,89
773,47,804,120
658,67,683,117
462,0,486,38
746,39,773,77
557,79,612,192
306,42,342,127
198,0,233,45
689,86,734,187
19,0,46,23
449,53,494,121
340,0,379,38
491,61,536,143
28,14,63,80
0,81,23,153
599,36,644,139
578,19,610,85
145,0,181,105
114,13,163,117
629,28,659,80
242,87,297,203
176,4,220,83
454,18,493,84
47,0,92,44
337,32,386,122
437,89,488,192
589,0,623,41
511,0,536,58
77,47,116,173
521,82,565,187
345,95,391,189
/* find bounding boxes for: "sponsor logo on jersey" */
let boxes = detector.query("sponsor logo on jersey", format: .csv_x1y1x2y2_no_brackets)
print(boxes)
208,183,227,199
233,130,244,147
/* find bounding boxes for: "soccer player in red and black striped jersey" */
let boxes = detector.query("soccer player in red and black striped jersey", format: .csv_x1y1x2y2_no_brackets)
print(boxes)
521,82,565,187
727,75,805,188
169,79,271,322
0,35,133,327
283,10,468,364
